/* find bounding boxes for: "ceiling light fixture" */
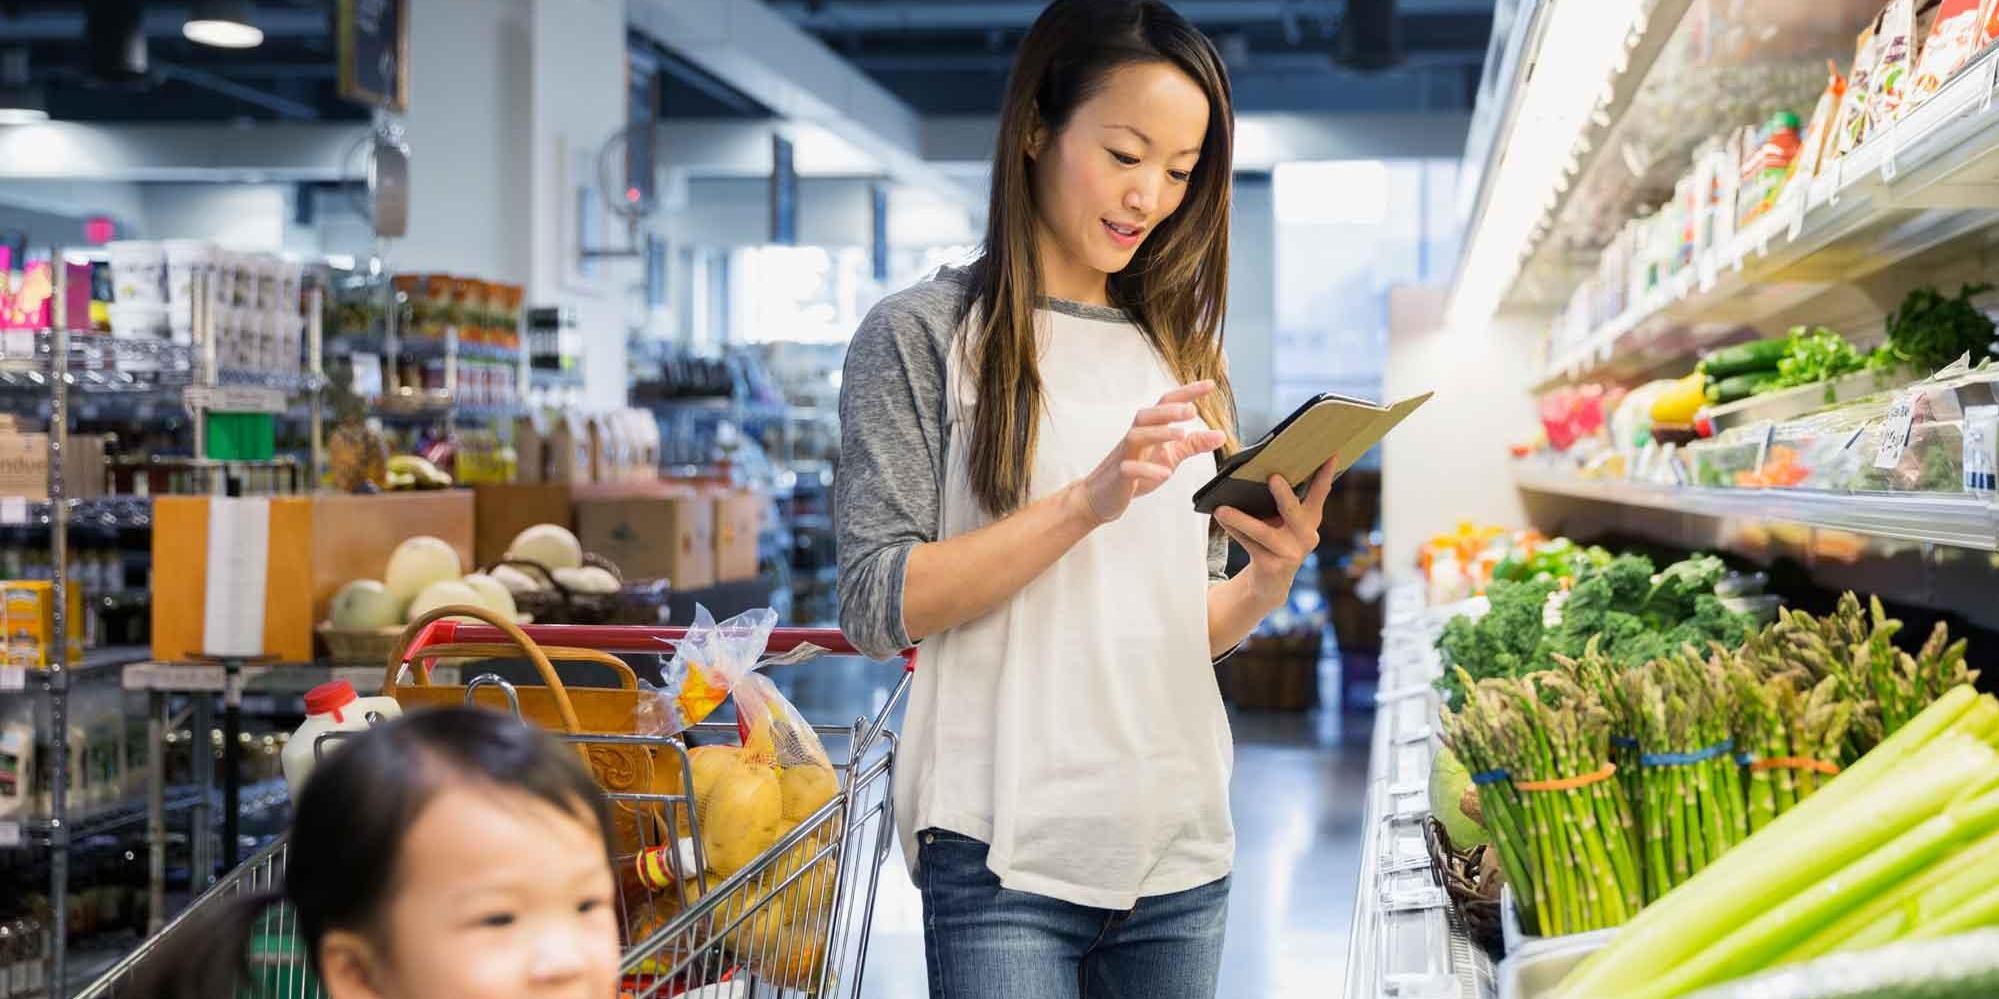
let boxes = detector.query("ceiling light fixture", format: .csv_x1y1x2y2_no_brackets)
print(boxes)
0,49,47,125
1447,0,1646,332
185,0,266,49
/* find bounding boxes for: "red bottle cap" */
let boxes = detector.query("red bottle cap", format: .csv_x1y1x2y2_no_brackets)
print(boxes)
304,680,359,718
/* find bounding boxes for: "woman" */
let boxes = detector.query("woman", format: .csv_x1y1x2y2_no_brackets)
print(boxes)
837,1,1334,996
134,708,622,999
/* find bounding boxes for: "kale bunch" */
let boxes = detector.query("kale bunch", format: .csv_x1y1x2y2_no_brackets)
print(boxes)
1544,553,1753,669
1435,576,1559,708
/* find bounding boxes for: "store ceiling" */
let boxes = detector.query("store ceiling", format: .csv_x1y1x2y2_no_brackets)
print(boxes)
0,1,1497,122
765,0,1497,115
0,1,365,122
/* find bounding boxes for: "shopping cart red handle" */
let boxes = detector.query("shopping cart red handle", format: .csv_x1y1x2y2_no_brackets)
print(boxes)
409,622,917,672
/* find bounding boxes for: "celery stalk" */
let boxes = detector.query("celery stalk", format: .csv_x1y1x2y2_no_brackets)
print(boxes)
1628,782,1999,999
1553,724,1993,999
1906,879,1999,939
1775,827,1999,962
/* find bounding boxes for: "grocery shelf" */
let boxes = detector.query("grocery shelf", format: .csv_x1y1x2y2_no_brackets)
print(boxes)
122,660,416,695
2,778,290,847
1511,465,1999,551
0,646,155,697
1536,40,1999,390
0,496,154,530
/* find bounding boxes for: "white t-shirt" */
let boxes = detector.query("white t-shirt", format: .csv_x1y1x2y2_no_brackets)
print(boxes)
835,271,1235,910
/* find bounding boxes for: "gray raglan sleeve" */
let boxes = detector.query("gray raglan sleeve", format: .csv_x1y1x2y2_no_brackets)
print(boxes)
835,289,954,661
1207,520,1231,584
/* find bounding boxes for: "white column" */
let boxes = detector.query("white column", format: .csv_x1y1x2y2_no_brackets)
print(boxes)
398,0,633,410
1225,174,1277,440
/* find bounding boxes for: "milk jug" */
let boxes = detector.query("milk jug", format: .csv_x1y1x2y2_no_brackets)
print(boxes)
282,680,402,798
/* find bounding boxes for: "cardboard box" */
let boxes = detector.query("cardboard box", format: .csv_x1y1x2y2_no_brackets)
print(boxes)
310,491,475,624
0,429,106,500
151,491,475,664
1,581,84,669
713,488,763,583
473,483,573,567
151,496,315,663
575,489,713,590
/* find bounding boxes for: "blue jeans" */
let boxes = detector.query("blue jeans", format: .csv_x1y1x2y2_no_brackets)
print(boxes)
916,828,1229,999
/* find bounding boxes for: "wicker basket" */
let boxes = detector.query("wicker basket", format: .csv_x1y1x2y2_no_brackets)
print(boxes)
317,623,405,666
1426,816,1503,957
1219,634,1321,711
486,555,671,626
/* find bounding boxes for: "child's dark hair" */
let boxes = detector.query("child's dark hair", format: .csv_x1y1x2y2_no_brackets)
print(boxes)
131,707,613,998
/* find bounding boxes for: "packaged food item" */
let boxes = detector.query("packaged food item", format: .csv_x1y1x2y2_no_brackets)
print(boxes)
0,715,30,820
1789,63,1847,196
1909,0,1985,109
1835,19,1882,155
1983,0,1999,46
1738,112,1803,226
1,581,84,669
1867,0,1920,131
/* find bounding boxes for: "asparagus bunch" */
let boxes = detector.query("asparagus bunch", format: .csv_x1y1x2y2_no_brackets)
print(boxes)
1441,668,1644,936
1620,647,1747,900
1440,668,1541,932
1767,593,1978,756
1727,623,1858,832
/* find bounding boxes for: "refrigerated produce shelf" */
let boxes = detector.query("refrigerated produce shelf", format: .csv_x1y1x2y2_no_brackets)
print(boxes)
1346,584,1497,999
1537,40,1999,389
1512,466,1999,551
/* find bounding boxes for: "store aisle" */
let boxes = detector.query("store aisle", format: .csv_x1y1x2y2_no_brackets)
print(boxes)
775,655,1373,999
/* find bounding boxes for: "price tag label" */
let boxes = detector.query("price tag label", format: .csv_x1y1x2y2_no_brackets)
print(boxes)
1875,391,1919,470
0,667,23,692
184,386,286,415
0,821,19,848
1787,187,1810,240
1,330,32,358
0,497,26,526
1829,158,1846,206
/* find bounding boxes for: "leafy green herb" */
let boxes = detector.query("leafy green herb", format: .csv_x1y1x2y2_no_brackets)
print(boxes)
1768,326,1868,392
1879,283,1997,375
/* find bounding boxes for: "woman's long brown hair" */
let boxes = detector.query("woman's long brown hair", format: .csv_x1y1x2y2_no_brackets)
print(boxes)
965,0,1238,516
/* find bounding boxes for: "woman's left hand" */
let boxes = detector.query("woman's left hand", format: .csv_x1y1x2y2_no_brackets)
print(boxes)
1213,457,1339,603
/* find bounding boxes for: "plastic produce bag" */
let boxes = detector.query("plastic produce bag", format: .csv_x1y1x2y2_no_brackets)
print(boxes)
634,605,779,737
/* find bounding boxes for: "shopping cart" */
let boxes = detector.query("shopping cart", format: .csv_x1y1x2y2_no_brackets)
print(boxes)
75,620,914,999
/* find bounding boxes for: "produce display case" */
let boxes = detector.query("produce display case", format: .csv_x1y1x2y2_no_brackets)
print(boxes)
1344,582,1496,999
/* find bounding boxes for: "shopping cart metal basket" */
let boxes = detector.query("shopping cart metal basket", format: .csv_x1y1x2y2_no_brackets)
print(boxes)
76,621,913,999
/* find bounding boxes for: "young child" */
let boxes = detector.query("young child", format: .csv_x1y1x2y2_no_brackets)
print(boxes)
136,707,624,999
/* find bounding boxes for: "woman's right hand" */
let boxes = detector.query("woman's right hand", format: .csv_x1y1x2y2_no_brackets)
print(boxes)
1070,381,1229,525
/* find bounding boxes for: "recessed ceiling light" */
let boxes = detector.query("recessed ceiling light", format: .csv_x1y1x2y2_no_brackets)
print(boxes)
184,0,265,49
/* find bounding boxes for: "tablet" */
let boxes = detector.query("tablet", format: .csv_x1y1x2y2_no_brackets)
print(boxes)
1192,390,1432,520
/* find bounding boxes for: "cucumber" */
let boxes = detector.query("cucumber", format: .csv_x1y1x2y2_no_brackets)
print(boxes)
1700,338,1790,378
1706,372,1780,404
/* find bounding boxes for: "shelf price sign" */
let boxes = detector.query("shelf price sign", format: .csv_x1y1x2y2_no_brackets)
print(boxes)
0,666,22,692
1875,391,1920,470
0,821,19,848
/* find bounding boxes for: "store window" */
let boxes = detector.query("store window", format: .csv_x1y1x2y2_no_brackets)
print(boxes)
1271,159,1460,469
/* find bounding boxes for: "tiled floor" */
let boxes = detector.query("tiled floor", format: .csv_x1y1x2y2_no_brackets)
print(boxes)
775,654,1374,999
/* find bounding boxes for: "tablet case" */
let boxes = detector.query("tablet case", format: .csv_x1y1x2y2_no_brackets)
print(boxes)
1193,391,1432,520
